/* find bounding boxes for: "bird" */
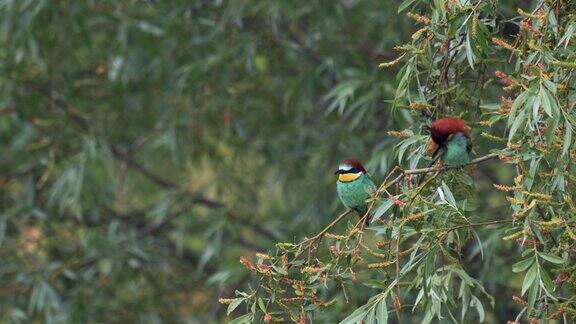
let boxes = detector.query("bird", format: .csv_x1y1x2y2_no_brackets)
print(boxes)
427,117,472,167
335,159,377,223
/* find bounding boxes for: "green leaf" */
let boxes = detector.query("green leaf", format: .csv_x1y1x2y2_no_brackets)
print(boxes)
227,298,245,316
558,22,576,47
512,257,534,273
396,136,425,163
339,305,369,324
398,0,419,13
521,264,538,296
471,295,485,323
562,119,573,158
229,313,253,324
324,80,365,114
527,278,539,315
363,279,387,289
508,91,530,126
545,114,560,144
540,268,555,293
365,308,376,324
272,265,288,275
531,95,541,121
540,86,553,118
441,181,457,207
465,33,476,69
460,284,470,321
376,298,389,324
508,109,527,142
257,298,266,313
542,78,557,94
371,199,394,223
538,252,564,264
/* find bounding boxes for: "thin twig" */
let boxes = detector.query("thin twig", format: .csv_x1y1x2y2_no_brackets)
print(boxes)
300,210,353,248
405,153,499,175
513,306,527,323
443,219,514,231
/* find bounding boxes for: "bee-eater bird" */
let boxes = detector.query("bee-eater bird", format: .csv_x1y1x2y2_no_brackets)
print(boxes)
428,117,472,167
335,159,377,222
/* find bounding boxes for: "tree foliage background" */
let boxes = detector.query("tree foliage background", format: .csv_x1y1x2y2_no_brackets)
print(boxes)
0,0,575,323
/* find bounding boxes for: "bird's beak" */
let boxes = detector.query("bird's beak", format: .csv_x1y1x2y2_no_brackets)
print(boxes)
334,169,344,175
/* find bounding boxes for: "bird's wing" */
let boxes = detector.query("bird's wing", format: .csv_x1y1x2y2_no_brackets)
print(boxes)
425,137,439,156
364,178,378,195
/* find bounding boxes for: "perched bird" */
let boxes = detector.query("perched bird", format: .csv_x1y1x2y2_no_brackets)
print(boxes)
427,117,472,167
335,159,377,222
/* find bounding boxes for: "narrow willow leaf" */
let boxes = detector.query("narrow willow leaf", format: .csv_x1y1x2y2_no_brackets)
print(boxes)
413,289,425,311
542,78,557,94
540,268,555,293
527,279,538,315
371,199,394,223
508,91,530,126
396,136,423,163
538,252,564,264
339,305,369,324
398,0,419,13
521,264,538,295
441,181,457,207
257,298,266,313
465,33,476,69
508,109,526,142
376,298,389,324
558,22,576,47
229,313,253,324
562,119,572,158
512,258,534,273
471,295,485,323
540,86,553,118
460,284,470,321
365,308,376,324
227,298,245,315
545,114,559,144
532,95,541,121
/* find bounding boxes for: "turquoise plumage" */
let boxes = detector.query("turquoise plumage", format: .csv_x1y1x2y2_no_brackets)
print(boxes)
443,132,470,167
335,159,377,219
429,117,472,167
336,174,377,211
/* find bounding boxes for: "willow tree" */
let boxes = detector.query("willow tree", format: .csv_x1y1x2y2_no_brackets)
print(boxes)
0,1,411,322
228,1,576,323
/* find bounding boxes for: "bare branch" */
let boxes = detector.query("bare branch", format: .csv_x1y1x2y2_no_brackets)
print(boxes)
405,153,499,175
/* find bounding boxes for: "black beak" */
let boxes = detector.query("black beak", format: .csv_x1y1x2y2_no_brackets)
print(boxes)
334,169,344,175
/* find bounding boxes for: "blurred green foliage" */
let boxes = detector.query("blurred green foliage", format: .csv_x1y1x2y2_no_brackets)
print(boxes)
0,0,574,323
0,1,410,322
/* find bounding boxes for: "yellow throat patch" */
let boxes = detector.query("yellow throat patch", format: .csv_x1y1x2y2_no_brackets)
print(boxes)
338,172,362,182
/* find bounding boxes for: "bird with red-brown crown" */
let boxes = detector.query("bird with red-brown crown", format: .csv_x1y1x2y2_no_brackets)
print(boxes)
427,117,472,167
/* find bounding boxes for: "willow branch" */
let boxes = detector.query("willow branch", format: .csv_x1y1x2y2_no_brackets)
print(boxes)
513,306,527,324
405,153,499,175
301,210,353,247
382,152,499,188
444,219,514,231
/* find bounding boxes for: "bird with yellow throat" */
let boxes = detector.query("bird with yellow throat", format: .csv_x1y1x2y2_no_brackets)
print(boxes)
335,159,377,223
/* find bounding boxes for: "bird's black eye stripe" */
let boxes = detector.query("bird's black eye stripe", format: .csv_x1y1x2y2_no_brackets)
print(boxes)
336,167,363,174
